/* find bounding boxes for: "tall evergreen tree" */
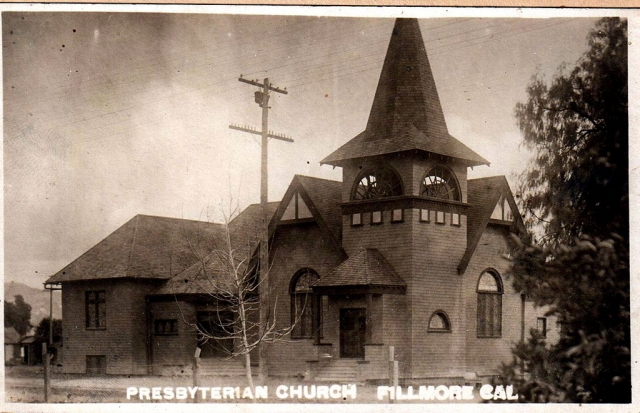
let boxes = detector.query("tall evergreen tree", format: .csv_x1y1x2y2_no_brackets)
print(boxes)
499,18,629,403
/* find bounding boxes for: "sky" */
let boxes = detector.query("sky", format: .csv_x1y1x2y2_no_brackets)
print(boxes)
2,9,611,288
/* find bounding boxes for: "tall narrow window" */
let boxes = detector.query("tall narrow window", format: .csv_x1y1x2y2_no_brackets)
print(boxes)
537,317,547,338
290,268,320,338
86,291,106,329
477,271,502,338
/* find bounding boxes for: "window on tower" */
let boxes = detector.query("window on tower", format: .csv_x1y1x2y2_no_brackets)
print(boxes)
371,211,383,224
421,166,461,201
351,166,403,201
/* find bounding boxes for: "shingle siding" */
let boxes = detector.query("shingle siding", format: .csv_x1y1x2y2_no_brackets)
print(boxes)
61,279,159,375
410,208,468,378
149,300,197,375
266,222,346,377
463,225,523,376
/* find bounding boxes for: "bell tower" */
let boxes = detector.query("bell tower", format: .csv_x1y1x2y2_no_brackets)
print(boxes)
320,18,490,378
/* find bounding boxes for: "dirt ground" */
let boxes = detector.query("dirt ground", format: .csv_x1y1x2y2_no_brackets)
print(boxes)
4,365,484,404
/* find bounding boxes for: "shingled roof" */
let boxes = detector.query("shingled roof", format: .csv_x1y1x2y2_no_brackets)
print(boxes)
46,215,222,283
4,327,21,344
153,202,280,295
314,248,405,290
296,175,342,243
321,19,488,167
458,176,527,274
230,201,280,247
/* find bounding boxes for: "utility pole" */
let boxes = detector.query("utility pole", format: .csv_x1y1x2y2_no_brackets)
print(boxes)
230,76,292,382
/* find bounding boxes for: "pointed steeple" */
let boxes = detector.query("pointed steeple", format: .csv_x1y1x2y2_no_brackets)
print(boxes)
367,18,449,142
321,18,489,167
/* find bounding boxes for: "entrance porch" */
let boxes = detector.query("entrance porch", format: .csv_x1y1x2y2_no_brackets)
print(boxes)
306,248,406,382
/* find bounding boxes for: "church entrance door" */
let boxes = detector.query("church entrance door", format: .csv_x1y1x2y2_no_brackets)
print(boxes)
340,308,366,358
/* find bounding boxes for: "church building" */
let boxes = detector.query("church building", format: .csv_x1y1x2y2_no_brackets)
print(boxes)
45,18,552,382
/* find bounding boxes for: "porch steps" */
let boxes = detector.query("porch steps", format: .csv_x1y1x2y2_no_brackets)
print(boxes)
314,359,359,383
198,358,252,377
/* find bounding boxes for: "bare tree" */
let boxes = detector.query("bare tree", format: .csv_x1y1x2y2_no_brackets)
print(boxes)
177,206,307,395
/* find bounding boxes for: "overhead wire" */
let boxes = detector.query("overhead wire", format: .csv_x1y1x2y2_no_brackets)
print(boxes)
6,18,585,146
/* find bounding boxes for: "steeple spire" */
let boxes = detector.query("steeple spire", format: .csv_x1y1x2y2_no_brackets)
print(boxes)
322,18,488,167
366,18,449,142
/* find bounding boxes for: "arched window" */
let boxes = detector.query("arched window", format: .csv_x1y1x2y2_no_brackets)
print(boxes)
421,166,460,201
477,270,503,338
351,166,403,201
428,310,451,332
290,268,320,339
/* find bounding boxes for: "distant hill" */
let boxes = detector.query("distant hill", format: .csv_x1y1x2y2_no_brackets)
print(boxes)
5,281,62,329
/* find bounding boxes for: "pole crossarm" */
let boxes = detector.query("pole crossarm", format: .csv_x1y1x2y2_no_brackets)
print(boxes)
238,76,288,95
229,124,294,143
231,76,291,382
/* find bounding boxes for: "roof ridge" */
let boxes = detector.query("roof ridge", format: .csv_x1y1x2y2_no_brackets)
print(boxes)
295,174,342,184
468,175,507,182
134,213,224,226
244,201,280,208
125,215,140,278
363,248,370,284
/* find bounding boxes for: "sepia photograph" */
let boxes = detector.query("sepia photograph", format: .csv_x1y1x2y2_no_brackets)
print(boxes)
2,6,632,408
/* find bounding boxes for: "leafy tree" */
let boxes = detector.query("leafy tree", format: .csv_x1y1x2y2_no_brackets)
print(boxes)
500,234,629,403
4,294,32,337
34,317,63,344
498,18,630,403
515,17,628,244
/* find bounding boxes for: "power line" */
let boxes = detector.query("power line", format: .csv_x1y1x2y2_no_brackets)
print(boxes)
5,18,587,146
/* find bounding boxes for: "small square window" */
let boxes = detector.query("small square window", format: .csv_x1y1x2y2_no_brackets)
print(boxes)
452,213,460,226
351,213,362,226
391,209,403,222
371,211,382,225
435,211,445,224
420,209,430,222
155,319,178,335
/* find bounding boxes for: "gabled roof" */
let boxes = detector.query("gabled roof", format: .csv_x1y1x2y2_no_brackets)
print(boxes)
153,202,280,296
296,175,343,243
229,201,280,247
458,176,527,274
269,175,345,247
321,19,488,167
46,215,221,284
314,248,405,289
4,327,21,344
152,247,252,296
